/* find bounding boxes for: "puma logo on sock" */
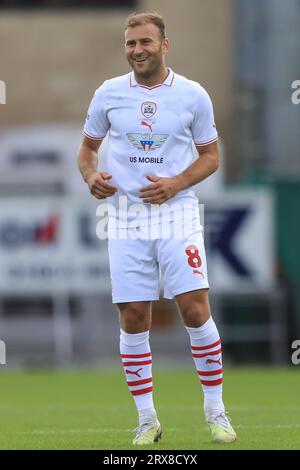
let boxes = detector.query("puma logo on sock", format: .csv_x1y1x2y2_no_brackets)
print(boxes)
206,358,222,366
125,367,143,377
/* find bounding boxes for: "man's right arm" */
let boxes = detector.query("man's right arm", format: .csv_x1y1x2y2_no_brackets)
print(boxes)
77,135,117,199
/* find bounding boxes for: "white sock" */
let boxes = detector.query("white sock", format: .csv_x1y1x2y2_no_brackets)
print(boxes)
185,317,225,417
120,329,157,425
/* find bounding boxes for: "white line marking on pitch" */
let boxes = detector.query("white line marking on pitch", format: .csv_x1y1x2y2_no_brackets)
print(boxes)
1,424,300,436
234,424,300,429
1,428,176,436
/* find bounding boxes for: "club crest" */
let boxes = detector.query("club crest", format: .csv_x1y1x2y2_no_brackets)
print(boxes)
141,102,157,119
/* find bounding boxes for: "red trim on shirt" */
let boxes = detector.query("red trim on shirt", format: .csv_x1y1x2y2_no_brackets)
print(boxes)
83,131,105,141
129,70,175,90
140,84,163,90
195,136,218,147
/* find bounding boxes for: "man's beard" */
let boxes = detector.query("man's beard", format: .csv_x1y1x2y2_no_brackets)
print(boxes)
135,67,154,79
132,58,162,79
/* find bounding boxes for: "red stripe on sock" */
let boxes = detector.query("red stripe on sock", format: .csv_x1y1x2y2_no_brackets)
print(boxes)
127,377,152,387
191,339,221,351
192,348,222,358
122,360,152,367
197,369,223,377
131,386,153,396
200,378,223,386
121,352,152,359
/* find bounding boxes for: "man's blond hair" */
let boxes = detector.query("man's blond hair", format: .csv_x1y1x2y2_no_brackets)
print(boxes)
125,12,166,39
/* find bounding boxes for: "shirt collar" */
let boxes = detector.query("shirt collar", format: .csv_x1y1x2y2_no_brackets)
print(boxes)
129,68,175,88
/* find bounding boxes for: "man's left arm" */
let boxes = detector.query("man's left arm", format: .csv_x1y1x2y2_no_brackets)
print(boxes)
139,141,219,204
177,141,219,189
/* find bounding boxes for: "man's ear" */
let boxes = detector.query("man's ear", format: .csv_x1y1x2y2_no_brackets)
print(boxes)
162,38,170,54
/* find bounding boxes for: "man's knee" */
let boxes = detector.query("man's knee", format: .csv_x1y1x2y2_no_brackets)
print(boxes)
180,302,207,326
176,290,211,327
118,302,151,333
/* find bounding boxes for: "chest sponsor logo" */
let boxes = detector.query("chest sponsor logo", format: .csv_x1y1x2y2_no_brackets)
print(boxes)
127,133,168,154
141,101,157,119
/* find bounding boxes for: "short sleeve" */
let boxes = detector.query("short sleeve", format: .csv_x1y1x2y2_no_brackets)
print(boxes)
191,85,218,146
83,82,110,140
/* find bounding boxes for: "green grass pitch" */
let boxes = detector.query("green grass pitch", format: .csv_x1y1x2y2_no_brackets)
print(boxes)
0,367,299,450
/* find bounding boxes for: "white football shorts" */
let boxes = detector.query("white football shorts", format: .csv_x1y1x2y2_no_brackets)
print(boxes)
107,218,209,304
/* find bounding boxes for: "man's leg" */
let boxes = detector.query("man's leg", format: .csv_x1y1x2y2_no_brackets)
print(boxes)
118,301,161,445
176,289,236,443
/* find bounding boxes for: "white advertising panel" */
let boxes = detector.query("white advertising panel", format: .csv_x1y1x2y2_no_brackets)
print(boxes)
0,189,275,295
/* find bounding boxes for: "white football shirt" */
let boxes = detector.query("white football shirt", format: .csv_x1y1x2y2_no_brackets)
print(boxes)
84,68,218,227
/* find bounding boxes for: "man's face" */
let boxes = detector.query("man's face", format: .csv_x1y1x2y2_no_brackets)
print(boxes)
125,23,169,79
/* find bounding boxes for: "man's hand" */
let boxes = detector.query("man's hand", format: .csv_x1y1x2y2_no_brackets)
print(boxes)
86,172,118,199
139,175,183,205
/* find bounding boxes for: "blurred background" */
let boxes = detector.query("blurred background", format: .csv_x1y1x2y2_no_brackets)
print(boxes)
0,0,299,368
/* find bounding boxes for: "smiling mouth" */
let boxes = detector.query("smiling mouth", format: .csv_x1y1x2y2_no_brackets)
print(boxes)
134,57,148,63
